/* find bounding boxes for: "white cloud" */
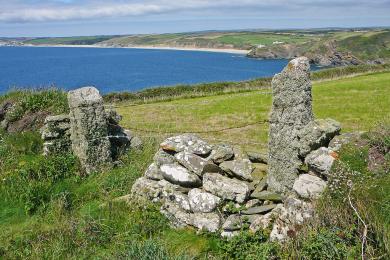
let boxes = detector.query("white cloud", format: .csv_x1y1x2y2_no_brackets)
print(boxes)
0,0,389,23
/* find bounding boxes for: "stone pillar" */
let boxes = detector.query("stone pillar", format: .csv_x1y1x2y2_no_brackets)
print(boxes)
268,57,314,194
68,87,112,174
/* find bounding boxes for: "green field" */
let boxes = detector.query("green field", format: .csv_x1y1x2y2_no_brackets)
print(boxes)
0,71,389,259
116,71,390,152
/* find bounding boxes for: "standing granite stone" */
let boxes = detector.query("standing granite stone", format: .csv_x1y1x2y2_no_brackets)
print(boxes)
68,87,112,174
268,57,314,194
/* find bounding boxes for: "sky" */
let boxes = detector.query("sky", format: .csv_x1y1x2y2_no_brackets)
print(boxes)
0,0,389,37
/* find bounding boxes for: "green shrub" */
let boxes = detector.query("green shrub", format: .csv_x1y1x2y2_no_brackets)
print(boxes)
119,240,187,260
216,231,279,259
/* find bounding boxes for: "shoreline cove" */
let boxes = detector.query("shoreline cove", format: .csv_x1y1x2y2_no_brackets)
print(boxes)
7,44,250,55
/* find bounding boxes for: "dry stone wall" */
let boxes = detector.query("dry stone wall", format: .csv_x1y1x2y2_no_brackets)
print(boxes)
41,86,140,174
130,57,344,241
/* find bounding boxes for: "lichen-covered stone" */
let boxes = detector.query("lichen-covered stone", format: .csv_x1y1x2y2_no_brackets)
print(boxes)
144,163,163,181
329,132,363,152
41,114,71,156
154,149,176,166
211,144,234,164
249,204,283,233
160,164,202,188
268,57,314,194
188,188,221,213
175,151,210,176
298,118,341,157
251,190,283,202
220,159,253,181
68,87,112,174
305,147,336,177
160,134,212,155
203,173,250,203
247,151,268,164
293,174,327,199
191,212,221,232
222,214,259,231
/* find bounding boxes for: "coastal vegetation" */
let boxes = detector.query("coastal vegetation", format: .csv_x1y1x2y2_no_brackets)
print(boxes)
0,69,389,258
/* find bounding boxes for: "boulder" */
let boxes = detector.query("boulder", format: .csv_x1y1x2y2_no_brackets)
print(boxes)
160,164,202,188
210,144,234,164
305,147,336,177
165,191,191,212
222,214,259,231
298,118,341,157
188,188,221,213
268,57,314,194
293,174,327,199
144,163,163,181
203,173,250,203
220,159,253,181
130,136,143,150
68,87,112,174
131,177,163,200
160,134,212,155
160,201,193,228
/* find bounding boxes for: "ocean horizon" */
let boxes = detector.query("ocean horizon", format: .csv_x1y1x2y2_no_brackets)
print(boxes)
0,46,291,94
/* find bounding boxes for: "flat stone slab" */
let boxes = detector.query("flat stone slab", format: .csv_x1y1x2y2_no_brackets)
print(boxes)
160,164,202,188
210,144,234,164
144,163,163,181
175,151,212,176
160,134,212,155
203,172,250,203
220,159,253,181
251,190,283,202
242,204,277,215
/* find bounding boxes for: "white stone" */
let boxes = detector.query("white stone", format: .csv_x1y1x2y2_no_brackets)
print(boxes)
188,188,221,213
305,147,336,176
293,174,327,199
160,164,201,187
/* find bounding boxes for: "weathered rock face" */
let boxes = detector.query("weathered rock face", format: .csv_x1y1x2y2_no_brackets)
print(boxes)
68,87,112,174
268,57,314,194
293,174,327,199
188,188,221,213
203,172,250,203
160,164,202,188
305,147,337,177
40,115,71,156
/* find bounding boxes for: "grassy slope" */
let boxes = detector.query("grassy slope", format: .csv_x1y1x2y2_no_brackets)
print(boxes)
0,72,389,259
116,71,390,152
23,35,120,45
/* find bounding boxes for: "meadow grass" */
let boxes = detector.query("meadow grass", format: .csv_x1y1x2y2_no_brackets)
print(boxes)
116,71,390,152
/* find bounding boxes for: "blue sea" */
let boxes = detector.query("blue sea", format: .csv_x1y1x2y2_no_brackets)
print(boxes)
0,46,290,94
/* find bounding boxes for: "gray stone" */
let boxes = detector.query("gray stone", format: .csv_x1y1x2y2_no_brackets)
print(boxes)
247,151,268,164
242,204,277,215
68,87,112,174
131,177,163,200
175,151,211,176
160,164,202,188
252,178,267,194
220,159,253,181
191,212,221,232
221,231,240,238
165,192,191,212
305,147,336,176
251,190,283,202
41,114,71,156
188,188,221,213
203,173,250,203
144,163,163,181
329,132,363,152
298,118,341,157
249,204,284,233
293,174,327,199
270,197,315,242
160,134,212,155
211,144,234,164
160,201,193,228
233,146,249,160
268,57,314,194
154,149,176,166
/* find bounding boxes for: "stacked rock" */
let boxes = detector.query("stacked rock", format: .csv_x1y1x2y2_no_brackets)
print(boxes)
40,115,71,156
131,133,285,235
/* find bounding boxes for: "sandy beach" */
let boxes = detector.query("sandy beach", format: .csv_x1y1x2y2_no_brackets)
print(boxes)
20,43,249,55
